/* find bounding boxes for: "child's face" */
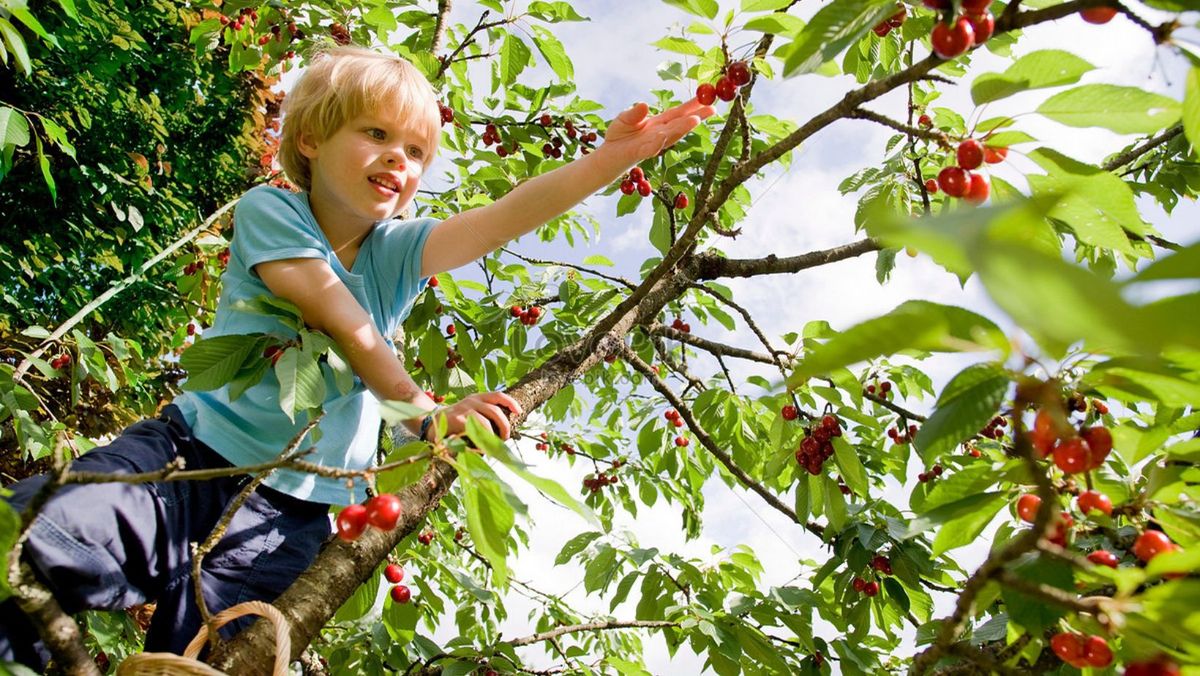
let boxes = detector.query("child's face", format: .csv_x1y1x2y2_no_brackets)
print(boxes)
302,111,434,227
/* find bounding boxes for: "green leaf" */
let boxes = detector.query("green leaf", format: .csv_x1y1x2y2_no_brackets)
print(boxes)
903,491,1004,538
274,346,325,422
0,499,19,602
33,134,55,203
527,1,588,21
584,544,619,593
180,335,260,392
500,33,532,87
974,241,1152,357
1132,240,1200,282
971,50,1094,105
1037,85,1181,134
555,531,602,565
743,0,794,9
650,36,705,56
743,14,806,36
459,453,514,586
781,0,894,76
1001,555,1073,633
1185,68,1200,152
931,493,1006,556
831,436,868,496
0,19,32,76
531,26,573,81
1081,358,1200,407
788,300,1008,384
504,460,599,526
662,0,719,19
0,106,30,147
914,363,1010,464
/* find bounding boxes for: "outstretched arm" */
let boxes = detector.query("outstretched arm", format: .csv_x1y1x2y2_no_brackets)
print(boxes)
420,99,715,277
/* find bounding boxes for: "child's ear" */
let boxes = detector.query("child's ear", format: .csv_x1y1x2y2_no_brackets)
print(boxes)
297,131,320,159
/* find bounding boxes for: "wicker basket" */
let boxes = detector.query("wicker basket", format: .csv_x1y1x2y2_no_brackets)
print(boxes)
115,600,291,676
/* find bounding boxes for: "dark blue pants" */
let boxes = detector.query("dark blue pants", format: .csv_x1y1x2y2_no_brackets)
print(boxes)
0,405,332,669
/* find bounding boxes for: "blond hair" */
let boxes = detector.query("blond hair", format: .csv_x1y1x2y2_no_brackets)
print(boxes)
279,46,441,192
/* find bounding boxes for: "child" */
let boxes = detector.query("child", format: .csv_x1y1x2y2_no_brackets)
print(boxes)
0,45,713,667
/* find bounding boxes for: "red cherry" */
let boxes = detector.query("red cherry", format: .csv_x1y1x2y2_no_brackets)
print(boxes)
672,418,684,428
673,192,689,209
1125,657,1182,676
1082,635,1113,667
1133,530,1173,562
1050,632,1085,664
539,113,552,126
1086,550,1119,568
727,60,752,86
427,276,439,288
956,139,985,170
696,83,717,106
636,180,652,197
931,17,975,60
872,555,892,574
1053,438,1091,474
862,581,880,597
964,173,990,204
983,145,1008,164
446,325,456,336
1077,490,1113,517
619,179,635,195
1081,6,1118,23
782,405,798,421
1080,427,1112,468
924,178,938,194
852,577,866,592
365,494,403,530
390,585,412,604
962,0,991,11
629,167,645,182
965,11,995,44
1016,494,1041,523
922,0,950,7
664,409,678,420
918,114,932,128
384,564,404,583
937,166,970,197
527,306,541,319
888,6,907,27
969,448,982,458
873,23,891,37
511,305,523,317
715,76,737,102
674,436,689,447
336,504,369,542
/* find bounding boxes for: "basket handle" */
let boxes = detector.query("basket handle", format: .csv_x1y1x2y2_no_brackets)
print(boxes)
182,600,292,676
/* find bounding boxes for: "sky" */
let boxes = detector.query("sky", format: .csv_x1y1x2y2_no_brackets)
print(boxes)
291,1,1200,672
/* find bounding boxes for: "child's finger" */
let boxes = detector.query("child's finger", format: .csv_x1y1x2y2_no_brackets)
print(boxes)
615,102,650,127
478,404,511,439
483,391,523,417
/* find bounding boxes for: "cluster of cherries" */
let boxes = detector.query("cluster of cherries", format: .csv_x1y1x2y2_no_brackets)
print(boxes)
871,5,907,36
794,415,842,476
977,415,1007,440
670,317,692,333
49,353,72,370
1124,656,1182,676
534,431,550,452
1014,493,1077,547
851,556,892,597
383,564,411,604
864,380,893,397
932,138,1005,203
510,304,542,326
1030,409,1113,475
416,530,434,545
916,464,943,483
662,409,689,447
924,0,996,59
263,344,287,366
583,464,622,493
889,423,918,447
329,22,352,46
619,166,653,198
218,6,259,32
182,249,227,276
695,60,752,105
1050,632,1112,669
336,493,403,542
444,346,464,370
423,389,446,404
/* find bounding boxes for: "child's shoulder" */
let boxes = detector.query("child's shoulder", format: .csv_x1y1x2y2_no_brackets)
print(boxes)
238,183,307,213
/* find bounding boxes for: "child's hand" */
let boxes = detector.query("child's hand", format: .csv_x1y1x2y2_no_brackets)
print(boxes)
431,392,523,441
601,99,716,166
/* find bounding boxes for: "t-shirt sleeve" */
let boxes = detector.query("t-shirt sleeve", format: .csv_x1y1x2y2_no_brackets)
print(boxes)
234,186,329,276
372,216,438,322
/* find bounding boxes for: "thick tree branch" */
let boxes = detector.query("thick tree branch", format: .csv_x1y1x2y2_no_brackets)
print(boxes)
12,562,101,676
430,0,451,53
697,239,882,279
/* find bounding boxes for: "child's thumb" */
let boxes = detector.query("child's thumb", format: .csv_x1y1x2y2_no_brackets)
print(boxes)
616,102,649,125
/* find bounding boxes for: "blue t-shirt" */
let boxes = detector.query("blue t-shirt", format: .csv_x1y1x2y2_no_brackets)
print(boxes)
173,185,437,505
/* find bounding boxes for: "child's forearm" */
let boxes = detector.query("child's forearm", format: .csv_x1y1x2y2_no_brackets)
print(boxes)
322,312,436,437
466,144,632,247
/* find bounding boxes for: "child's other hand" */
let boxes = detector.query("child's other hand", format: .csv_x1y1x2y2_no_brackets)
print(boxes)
433,392,522,441
602,99,716,165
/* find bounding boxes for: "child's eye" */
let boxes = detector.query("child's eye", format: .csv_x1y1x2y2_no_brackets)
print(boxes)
366,128,386,140
407,145,425,160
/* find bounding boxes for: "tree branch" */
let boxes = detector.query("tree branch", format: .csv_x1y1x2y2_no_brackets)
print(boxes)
507,619,679,647
696,239,882,279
